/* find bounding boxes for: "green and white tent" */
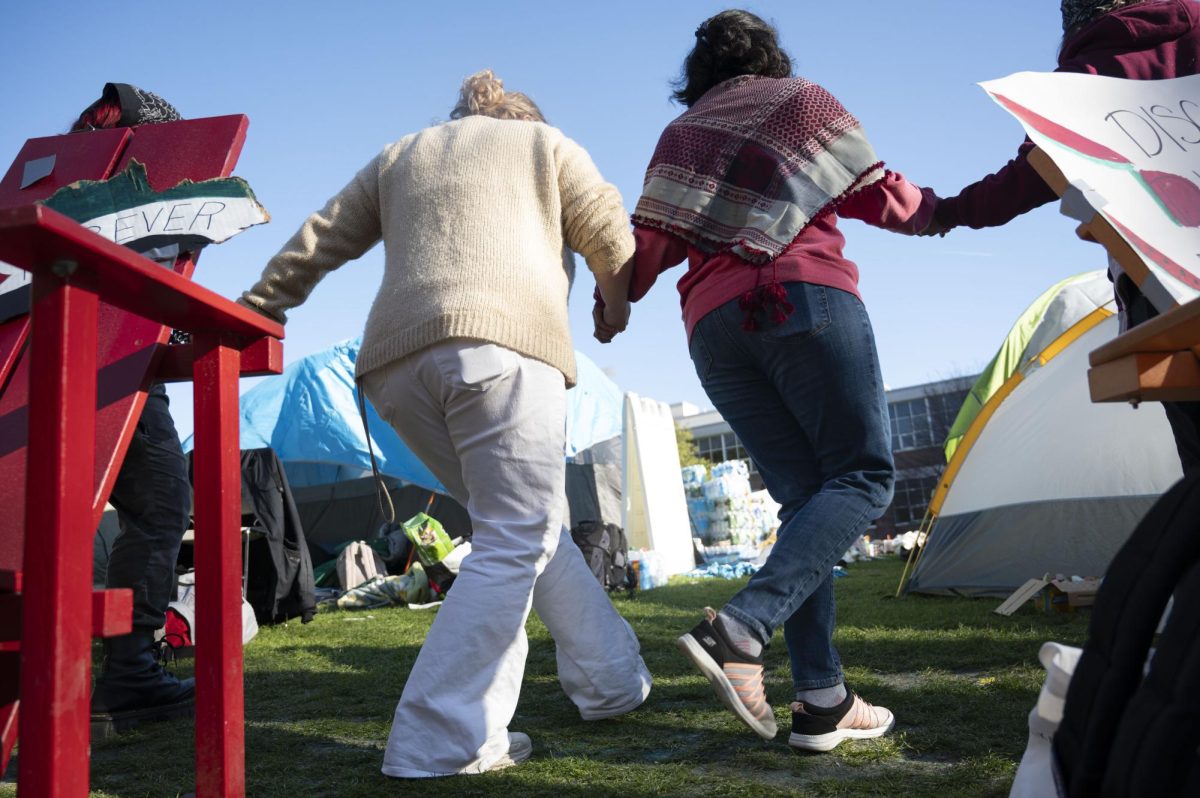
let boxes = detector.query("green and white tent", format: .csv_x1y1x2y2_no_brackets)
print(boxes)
904,271,1182,597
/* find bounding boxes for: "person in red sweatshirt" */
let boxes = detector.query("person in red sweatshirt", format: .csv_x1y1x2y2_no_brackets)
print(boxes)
931,0,1200,473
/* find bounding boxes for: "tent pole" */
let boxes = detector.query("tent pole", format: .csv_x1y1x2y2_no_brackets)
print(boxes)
895,509,935,597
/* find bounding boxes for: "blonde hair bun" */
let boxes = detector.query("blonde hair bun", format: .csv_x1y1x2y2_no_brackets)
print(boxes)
450,69,545,123
458,69,506,116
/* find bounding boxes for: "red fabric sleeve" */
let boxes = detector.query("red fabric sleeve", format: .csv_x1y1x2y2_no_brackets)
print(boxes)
837,171,938,234
594,226,688,307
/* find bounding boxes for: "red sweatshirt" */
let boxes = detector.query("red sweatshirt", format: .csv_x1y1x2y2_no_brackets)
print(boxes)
627,172,934,338
935,0,1200,230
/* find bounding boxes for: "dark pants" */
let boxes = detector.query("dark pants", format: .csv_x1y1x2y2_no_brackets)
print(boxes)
688,283,895,693
105,384,191,630
1123,281,1200,474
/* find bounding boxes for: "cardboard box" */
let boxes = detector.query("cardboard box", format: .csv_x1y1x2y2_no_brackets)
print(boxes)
994,576,1102,616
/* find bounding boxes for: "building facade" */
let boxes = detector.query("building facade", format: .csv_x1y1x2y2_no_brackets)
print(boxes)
672,374,976,538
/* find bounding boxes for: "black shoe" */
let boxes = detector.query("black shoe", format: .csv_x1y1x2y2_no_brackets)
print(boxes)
675,607,777,739
91,629,195,738
788,689,894,752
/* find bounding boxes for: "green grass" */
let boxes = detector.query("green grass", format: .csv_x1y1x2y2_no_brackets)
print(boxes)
0,558,1091,797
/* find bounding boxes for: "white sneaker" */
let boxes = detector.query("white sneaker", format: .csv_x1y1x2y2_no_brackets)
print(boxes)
487,732,532,770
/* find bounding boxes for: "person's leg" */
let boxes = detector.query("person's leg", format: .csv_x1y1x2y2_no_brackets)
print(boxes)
678,284,894,742
93,383,194,732
104,384,192,629
703,285,892,656
530,521,652,720
363,342,566,777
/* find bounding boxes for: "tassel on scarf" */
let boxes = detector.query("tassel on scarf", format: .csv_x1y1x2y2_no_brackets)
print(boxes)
739,290,763,331
739,280,794,331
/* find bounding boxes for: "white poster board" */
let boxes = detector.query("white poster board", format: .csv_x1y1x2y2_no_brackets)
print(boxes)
981,71,1200,312
622,392,694,576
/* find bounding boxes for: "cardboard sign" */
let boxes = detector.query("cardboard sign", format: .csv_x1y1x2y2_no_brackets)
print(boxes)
41,159,268,255
982,71,1200,312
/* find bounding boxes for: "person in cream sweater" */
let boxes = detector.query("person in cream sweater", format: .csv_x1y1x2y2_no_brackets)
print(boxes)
241,70,651,778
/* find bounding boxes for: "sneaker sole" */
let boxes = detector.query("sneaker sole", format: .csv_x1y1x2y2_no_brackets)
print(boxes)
788,713,895,753
676,633,777,740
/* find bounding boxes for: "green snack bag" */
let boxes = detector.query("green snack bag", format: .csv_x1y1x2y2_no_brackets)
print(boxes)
402,513,455,566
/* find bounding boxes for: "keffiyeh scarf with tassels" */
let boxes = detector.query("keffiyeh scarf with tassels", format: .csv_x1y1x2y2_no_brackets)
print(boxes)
632,75,885,329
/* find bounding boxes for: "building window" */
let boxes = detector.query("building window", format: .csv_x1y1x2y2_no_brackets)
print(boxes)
892,474,939,526
693,432,757,477
887,389,970,452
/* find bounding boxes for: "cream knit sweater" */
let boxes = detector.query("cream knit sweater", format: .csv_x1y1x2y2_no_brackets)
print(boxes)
241,116,634,387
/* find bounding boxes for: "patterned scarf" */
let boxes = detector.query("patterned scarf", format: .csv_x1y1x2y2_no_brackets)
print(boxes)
1061,0,1145,32
633,75,884,328
103,83,182,126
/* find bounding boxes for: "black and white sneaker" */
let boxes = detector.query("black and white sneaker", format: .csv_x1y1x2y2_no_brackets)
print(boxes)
788,689,894,752
676,607,777,739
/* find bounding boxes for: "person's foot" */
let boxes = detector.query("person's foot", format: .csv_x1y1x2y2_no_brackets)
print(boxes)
486,732,532,771
91,630,195,738
787,690,894,752
676,607,777,739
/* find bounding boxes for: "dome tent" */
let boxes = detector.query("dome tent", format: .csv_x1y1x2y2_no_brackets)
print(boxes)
904,271,1182,597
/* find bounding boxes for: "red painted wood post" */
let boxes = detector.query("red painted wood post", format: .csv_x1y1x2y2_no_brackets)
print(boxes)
18,268,98,798
190,332,245,798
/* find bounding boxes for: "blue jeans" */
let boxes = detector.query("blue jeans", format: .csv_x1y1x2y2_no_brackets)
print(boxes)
688,283,894,692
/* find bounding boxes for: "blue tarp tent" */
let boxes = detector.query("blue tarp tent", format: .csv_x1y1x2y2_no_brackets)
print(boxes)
188,338,625,496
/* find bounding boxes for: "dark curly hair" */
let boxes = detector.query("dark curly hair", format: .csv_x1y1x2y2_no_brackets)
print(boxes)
671,9,792,107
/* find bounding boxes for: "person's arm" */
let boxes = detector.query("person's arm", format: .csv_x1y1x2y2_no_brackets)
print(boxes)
933,54,1100,233
838,171,938,234
239,151,385,323
932,138,1058,232
592,226,688,343
555,135,637,337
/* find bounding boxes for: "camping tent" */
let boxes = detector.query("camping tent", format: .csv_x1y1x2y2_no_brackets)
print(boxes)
192,338,627,548
905,271,1183,597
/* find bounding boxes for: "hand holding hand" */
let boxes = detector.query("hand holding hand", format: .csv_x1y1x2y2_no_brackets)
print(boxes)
917,216,950,238
593,299,629,344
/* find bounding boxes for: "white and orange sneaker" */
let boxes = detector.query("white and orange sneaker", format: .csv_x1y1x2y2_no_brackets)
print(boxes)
788,690,894,752
676,607,778,739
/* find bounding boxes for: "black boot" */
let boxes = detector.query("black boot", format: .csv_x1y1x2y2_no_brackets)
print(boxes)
91,628,195,738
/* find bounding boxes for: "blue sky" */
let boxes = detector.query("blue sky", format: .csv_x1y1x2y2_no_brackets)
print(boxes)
2,1,1097,438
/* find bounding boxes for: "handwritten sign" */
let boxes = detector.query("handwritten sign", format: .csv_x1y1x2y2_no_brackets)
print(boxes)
41,160,269,255
982,71,1200,312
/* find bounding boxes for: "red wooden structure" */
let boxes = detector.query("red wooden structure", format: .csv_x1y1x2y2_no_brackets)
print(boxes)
0,119,283,797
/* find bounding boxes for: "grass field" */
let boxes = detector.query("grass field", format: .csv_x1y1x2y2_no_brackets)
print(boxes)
1,558,1092,797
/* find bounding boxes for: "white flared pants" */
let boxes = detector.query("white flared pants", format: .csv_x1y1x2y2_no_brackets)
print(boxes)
361,341,651,778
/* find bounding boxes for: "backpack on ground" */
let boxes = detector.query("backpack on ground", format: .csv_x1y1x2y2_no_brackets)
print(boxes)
570,520,632,593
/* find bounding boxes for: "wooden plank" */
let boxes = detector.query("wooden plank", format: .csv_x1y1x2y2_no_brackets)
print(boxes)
156,337,283,382
1089,296,1200,366
114,116,248,193
17,275,98,798
191,334,246,798
0,589,132,641
0,129,131,209
1088,350,1200,402
0,206,283,340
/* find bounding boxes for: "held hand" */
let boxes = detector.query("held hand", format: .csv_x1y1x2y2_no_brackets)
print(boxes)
916,217,950,238
592,300,627,344
603,299,630,333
